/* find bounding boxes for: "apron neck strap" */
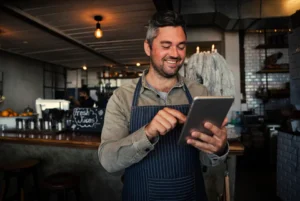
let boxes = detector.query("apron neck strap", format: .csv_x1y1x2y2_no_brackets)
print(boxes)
132,77,193,107
183,84,194,104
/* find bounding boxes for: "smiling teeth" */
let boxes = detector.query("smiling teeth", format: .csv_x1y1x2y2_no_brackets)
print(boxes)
167,60,176,64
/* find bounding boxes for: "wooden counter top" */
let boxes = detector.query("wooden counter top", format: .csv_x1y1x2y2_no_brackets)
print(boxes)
0,131,244,154
228,141,244,156
0,131,101,149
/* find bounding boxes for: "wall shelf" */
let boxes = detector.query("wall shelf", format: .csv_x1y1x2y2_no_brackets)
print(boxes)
256,90,290,100
98,76,140,79
255,68,289,102
292,51,300,55
256,69,289,74
255,44,289,49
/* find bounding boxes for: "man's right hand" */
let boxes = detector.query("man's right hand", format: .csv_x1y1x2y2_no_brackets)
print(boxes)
145,107,186,140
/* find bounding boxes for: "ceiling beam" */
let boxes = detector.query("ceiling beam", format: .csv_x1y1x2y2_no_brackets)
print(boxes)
87,38,145,45
153,0,173,12
0,48,70,69
231,19,240,31
245,19,260,31
24,48,77,55
0,4,123,66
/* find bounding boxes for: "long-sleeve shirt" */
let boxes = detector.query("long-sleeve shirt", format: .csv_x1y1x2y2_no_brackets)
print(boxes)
98,71,228,173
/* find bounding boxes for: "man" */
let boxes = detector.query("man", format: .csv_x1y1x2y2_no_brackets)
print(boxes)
71,87,95,108
98,10,228,201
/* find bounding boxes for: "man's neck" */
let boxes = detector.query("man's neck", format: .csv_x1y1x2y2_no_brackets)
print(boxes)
145,68,178,93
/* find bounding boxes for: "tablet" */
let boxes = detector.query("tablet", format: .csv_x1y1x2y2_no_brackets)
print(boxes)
178,96,234,145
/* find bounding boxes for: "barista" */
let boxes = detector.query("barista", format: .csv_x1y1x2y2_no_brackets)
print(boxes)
71,88,95,108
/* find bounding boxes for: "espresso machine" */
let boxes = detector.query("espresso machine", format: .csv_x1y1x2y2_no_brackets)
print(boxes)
35,98,70,131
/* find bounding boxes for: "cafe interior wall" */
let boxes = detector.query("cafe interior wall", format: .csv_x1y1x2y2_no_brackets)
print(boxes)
0,50,64,113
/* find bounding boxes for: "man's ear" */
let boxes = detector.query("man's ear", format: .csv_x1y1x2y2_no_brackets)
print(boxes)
144,40,151,56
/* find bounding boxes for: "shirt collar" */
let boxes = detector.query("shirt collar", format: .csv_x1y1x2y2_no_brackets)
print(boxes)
140,69,185,94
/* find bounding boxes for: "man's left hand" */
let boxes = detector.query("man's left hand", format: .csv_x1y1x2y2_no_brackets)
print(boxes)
186,118,228,155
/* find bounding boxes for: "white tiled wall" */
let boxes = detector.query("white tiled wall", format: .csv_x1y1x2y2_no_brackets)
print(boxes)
244,33,290,113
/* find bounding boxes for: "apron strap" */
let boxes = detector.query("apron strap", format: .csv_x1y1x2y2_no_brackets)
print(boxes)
132,77,194,107
131,78,143,107
183,83,193,104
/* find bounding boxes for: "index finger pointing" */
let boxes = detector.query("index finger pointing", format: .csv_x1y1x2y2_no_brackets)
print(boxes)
163,107,186,124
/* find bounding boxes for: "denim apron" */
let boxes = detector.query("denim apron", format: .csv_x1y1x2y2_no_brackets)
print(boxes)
122,78,207,201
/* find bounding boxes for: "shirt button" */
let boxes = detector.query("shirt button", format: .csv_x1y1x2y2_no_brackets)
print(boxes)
145,148,150,152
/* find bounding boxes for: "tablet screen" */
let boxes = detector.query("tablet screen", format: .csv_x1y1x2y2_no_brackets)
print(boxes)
178,96,234,145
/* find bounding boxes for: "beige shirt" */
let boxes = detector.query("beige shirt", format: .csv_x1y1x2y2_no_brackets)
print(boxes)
98,71,228,173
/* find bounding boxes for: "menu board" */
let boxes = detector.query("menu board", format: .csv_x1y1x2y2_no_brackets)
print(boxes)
70,108,105,133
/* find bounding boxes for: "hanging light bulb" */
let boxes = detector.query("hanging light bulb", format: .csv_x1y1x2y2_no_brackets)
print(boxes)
82,65,87,70
94,15,103,39
94,22,103,38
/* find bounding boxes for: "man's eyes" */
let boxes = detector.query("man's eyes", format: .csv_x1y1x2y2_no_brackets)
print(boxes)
178,44,186,50
162,45,171,49
161,44,186,49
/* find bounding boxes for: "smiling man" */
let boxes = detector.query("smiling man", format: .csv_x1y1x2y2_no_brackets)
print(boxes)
98,10,228,201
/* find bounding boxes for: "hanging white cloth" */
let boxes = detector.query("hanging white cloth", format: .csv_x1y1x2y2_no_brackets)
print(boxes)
180,51,235,97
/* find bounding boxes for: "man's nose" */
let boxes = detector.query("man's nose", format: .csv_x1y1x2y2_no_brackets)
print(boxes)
169,46,179,58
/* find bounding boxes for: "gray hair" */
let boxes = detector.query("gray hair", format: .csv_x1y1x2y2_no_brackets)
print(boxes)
146,10,186,48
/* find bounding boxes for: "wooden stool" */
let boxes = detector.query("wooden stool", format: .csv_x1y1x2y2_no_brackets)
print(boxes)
0,159,40,201
41,172,80,201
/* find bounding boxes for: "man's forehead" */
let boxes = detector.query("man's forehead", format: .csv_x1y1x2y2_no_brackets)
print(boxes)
157,26,185,34
155,26,186,41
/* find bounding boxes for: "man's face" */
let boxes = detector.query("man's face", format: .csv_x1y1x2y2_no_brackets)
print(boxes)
79,92,86,98
145,26,186,78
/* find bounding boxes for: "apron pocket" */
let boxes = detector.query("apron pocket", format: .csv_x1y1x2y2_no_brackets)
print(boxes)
148,175,196,201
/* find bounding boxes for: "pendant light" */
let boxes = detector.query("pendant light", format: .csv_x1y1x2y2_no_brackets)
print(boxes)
94,15,103,39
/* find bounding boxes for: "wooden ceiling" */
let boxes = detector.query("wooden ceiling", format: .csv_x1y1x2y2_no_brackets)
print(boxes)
0,0,299,71
0,0,155,70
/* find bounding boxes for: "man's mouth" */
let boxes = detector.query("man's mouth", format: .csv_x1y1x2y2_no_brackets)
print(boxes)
166,59,177,64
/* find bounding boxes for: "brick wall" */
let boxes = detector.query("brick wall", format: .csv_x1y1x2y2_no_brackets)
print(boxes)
244,33,290,114
277,131,300,201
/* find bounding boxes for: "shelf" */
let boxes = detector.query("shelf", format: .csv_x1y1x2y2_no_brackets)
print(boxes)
292,51,300,55
255,89,290,100
255,44,289,49
256,69,289,74
98,76,140,79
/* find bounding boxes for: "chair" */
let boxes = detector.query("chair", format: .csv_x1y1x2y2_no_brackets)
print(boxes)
41,172,80,201
0,159,40,201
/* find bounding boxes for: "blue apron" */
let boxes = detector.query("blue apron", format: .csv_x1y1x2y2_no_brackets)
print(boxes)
122,78,207,201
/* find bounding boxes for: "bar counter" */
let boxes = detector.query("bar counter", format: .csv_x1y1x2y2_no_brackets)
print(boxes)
0,131,101,148
0,131,244,201
0,131,244,154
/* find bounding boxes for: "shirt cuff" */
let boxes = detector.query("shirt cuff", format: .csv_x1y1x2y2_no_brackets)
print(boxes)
206,142,229,166
132,126,159,155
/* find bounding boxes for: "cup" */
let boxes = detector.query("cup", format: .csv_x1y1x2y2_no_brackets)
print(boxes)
0,124,8,132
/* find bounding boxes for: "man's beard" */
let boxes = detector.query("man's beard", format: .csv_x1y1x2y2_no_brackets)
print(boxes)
150,56,183,78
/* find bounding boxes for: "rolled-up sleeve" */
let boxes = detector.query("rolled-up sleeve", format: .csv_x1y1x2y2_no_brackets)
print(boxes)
98,91,158,173
199,142,229,166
